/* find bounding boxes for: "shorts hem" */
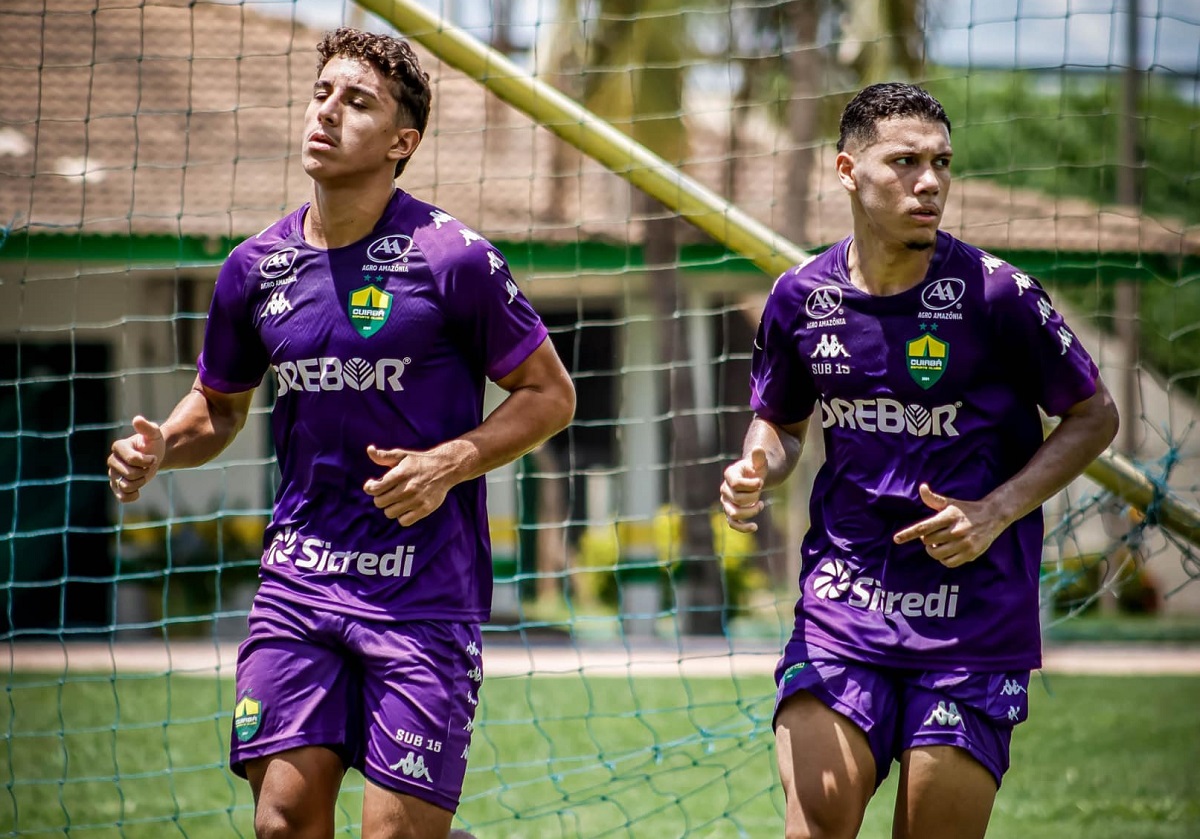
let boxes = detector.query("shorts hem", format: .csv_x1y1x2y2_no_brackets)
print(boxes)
774,678,873,739
363,770,461,813
906,735,1005,788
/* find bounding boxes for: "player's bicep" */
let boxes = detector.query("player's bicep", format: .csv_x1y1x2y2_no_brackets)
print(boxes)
192,377,256,437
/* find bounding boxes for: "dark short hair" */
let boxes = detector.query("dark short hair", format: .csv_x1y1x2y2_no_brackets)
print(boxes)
317,28,432,177
837,83,951,153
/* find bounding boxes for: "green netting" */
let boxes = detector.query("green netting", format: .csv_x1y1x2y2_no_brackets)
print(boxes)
2,1,1200,837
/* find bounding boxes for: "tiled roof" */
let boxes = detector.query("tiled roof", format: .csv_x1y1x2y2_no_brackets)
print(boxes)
2,0,1196,258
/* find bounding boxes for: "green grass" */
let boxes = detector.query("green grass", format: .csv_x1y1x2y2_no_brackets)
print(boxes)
3,670,1198,838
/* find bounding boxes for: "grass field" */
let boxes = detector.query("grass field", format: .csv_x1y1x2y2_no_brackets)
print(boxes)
3,669,1198,838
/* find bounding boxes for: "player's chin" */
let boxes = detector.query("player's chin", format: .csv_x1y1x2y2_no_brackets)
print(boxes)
903,234,937,252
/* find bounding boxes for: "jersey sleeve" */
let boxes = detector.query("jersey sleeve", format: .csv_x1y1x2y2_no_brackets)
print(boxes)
750,276,818,424
986,262,1099,417
439,239,549,382
197,250,270,393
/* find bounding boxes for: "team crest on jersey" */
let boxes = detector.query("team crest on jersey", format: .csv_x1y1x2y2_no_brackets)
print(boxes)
233,695,263,742
348,285,393,338
906,325,949,389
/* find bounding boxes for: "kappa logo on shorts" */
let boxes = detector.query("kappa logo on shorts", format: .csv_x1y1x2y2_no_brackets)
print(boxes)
1000,679,1027,697
923,701,962,728
390,751,433,783
233,695,263,742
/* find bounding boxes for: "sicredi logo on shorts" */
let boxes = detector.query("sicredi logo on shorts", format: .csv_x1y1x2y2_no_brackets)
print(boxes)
265,529,415,577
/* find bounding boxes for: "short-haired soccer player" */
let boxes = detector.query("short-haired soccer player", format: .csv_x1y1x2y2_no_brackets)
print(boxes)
720,82,1119,839
107,28,575,839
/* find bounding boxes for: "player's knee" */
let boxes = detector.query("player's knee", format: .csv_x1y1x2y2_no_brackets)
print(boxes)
254,800,330,839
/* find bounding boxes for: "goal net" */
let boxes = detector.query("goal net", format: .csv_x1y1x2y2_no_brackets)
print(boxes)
2,0,1198,836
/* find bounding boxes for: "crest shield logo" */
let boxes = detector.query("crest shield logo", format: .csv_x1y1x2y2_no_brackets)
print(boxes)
906,331,949,389
234,695,263,742
348,285,393,338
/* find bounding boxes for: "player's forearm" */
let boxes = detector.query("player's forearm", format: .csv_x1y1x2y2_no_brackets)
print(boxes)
158,381,250,470
744,416,805,489
437,383,575,485
984,388,1119,529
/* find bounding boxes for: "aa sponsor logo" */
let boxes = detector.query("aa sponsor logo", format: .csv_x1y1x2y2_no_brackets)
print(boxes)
811,560,961,618
804,285,843,319
258,248,298,279
920,278,965,310
820,397,959,437
366,234,414,263
273,356,409,394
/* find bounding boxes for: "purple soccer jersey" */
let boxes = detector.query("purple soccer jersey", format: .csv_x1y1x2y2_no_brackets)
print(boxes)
753,231,1099,670
199,190,548,622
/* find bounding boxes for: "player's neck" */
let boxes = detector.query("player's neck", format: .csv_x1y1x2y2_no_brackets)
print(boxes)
304,177,397,250
846,231,935,297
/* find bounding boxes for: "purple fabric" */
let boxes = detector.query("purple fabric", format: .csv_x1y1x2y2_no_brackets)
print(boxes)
230,596,482,811
198,190,548,622
774,642,1030,787
752,232,1099,670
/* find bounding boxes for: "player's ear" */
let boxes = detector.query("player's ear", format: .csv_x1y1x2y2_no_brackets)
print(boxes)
388,127,421,165
835,150,857,193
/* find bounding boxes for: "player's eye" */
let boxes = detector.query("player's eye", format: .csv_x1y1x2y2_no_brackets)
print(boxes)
894,156,913,165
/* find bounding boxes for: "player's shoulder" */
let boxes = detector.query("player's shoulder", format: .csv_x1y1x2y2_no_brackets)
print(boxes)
402,195,505,276
953,239,1045,307
225,208,305,278
765,239,849,318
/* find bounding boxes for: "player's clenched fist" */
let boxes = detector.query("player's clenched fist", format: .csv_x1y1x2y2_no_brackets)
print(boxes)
107,415,165,503
720,447,769,532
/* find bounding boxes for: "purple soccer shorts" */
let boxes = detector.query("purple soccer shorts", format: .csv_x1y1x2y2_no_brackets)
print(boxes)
229,596,482,811
773,641,1030,787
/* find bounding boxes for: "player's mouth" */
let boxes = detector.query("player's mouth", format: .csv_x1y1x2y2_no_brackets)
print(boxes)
307,131,337,150
910,206,940,223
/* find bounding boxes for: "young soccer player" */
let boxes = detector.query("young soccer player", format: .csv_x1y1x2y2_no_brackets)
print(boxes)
107,28,575,839
719,83,1119,839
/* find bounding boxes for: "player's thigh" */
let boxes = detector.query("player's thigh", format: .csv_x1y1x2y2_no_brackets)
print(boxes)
775,691,876,839
245,746,344,839
349,620,482,815
893,745,996,839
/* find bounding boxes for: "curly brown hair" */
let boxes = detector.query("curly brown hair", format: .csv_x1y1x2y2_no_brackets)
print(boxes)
317,28,432,177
